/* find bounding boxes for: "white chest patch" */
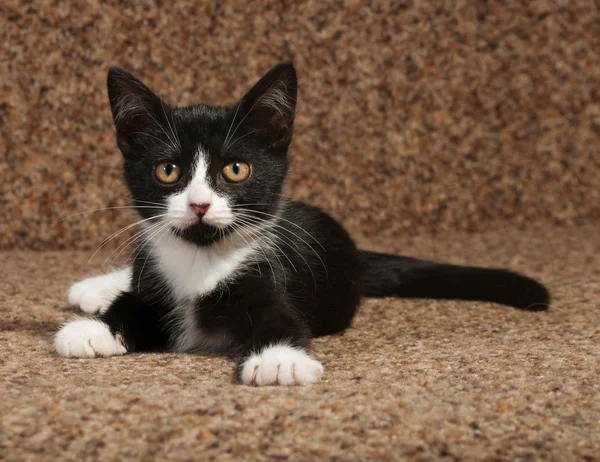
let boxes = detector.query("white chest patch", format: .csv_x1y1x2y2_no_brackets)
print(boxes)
147,230,260,352
150,231,257,300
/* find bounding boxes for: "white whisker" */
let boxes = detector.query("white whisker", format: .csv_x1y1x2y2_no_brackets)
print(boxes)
230,207,326,250
87,213,171,266
57,205,167,223
224,102,242,148
160,98,181,150
137,95,179,153
105,219,170,269
136,221,174,292
233,214,318,290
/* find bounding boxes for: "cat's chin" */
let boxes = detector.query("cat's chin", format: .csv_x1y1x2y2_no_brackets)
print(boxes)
170,222,232,247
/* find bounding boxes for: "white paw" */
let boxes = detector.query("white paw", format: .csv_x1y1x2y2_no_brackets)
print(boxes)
240,344,324,386
68,268,131,314
54,319,127,358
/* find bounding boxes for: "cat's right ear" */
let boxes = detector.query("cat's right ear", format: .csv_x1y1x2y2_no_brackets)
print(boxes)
232,62,298,152
107,67,172,155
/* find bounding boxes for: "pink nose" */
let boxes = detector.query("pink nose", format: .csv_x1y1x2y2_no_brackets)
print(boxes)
190,203,210,217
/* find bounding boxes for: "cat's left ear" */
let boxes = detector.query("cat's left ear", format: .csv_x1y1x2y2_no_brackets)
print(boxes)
233,62,298,151
107,67,173,156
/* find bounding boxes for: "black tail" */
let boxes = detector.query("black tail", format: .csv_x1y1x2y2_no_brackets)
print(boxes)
360,251,550,311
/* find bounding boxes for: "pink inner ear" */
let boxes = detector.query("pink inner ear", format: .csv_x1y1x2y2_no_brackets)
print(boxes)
267,123,292,149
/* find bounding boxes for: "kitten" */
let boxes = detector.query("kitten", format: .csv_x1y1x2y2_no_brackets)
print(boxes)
55,63,550,386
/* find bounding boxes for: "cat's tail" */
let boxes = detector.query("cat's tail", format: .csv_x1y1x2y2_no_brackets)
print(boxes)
359,251,550,311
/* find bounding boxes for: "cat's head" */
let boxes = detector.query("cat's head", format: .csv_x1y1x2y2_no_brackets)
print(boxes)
107,63,297,246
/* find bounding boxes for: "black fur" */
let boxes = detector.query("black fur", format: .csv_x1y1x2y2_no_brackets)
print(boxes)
96,63,550,379
360,251,550,310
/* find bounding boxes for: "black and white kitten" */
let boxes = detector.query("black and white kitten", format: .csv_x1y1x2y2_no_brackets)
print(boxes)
55,63,550,386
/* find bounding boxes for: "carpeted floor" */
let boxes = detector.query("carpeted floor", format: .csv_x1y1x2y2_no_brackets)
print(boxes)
1,224,598,460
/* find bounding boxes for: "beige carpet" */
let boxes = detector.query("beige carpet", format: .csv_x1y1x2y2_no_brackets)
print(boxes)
1,225,598,460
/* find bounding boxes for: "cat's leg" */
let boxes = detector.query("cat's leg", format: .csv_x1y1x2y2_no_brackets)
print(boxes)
235,306,324,386
67,267,132,315
55,291,167,358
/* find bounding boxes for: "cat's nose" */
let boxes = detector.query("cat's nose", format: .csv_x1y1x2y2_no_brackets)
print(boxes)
190,203,211,218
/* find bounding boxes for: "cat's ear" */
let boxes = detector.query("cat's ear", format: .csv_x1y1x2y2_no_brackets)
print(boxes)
107,67,173,155
233,62,297,151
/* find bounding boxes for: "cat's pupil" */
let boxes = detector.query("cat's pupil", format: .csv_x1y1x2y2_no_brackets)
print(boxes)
165,164,173,176
232,163,240,175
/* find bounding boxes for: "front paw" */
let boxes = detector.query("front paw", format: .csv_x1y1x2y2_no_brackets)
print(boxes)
54,319,127,358
68,268,131,314
240,344,324,386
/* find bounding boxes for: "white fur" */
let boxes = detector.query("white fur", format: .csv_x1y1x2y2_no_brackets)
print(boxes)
112,95,141,126
54,319,127,358
150,231,257,300
240,344,324,386
166,155,234,230
68,267,132,314
258,80,294,117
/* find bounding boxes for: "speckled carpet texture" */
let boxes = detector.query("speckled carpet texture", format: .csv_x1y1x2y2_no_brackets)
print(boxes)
2,0,600,460
1,0,599,249
2,227,599,460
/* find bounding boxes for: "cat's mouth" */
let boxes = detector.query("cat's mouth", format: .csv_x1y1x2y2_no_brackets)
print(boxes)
170,220,232,246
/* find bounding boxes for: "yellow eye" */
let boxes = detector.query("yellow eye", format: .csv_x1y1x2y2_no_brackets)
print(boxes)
155,162,182,184
222,161,251,183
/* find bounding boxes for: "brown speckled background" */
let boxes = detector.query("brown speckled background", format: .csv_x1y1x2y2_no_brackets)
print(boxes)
2,1,600,460
1,0,599,250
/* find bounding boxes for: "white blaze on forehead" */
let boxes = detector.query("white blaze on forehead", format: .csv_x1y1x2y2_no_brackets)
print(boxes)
187,156,213,205
166,148,234,229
